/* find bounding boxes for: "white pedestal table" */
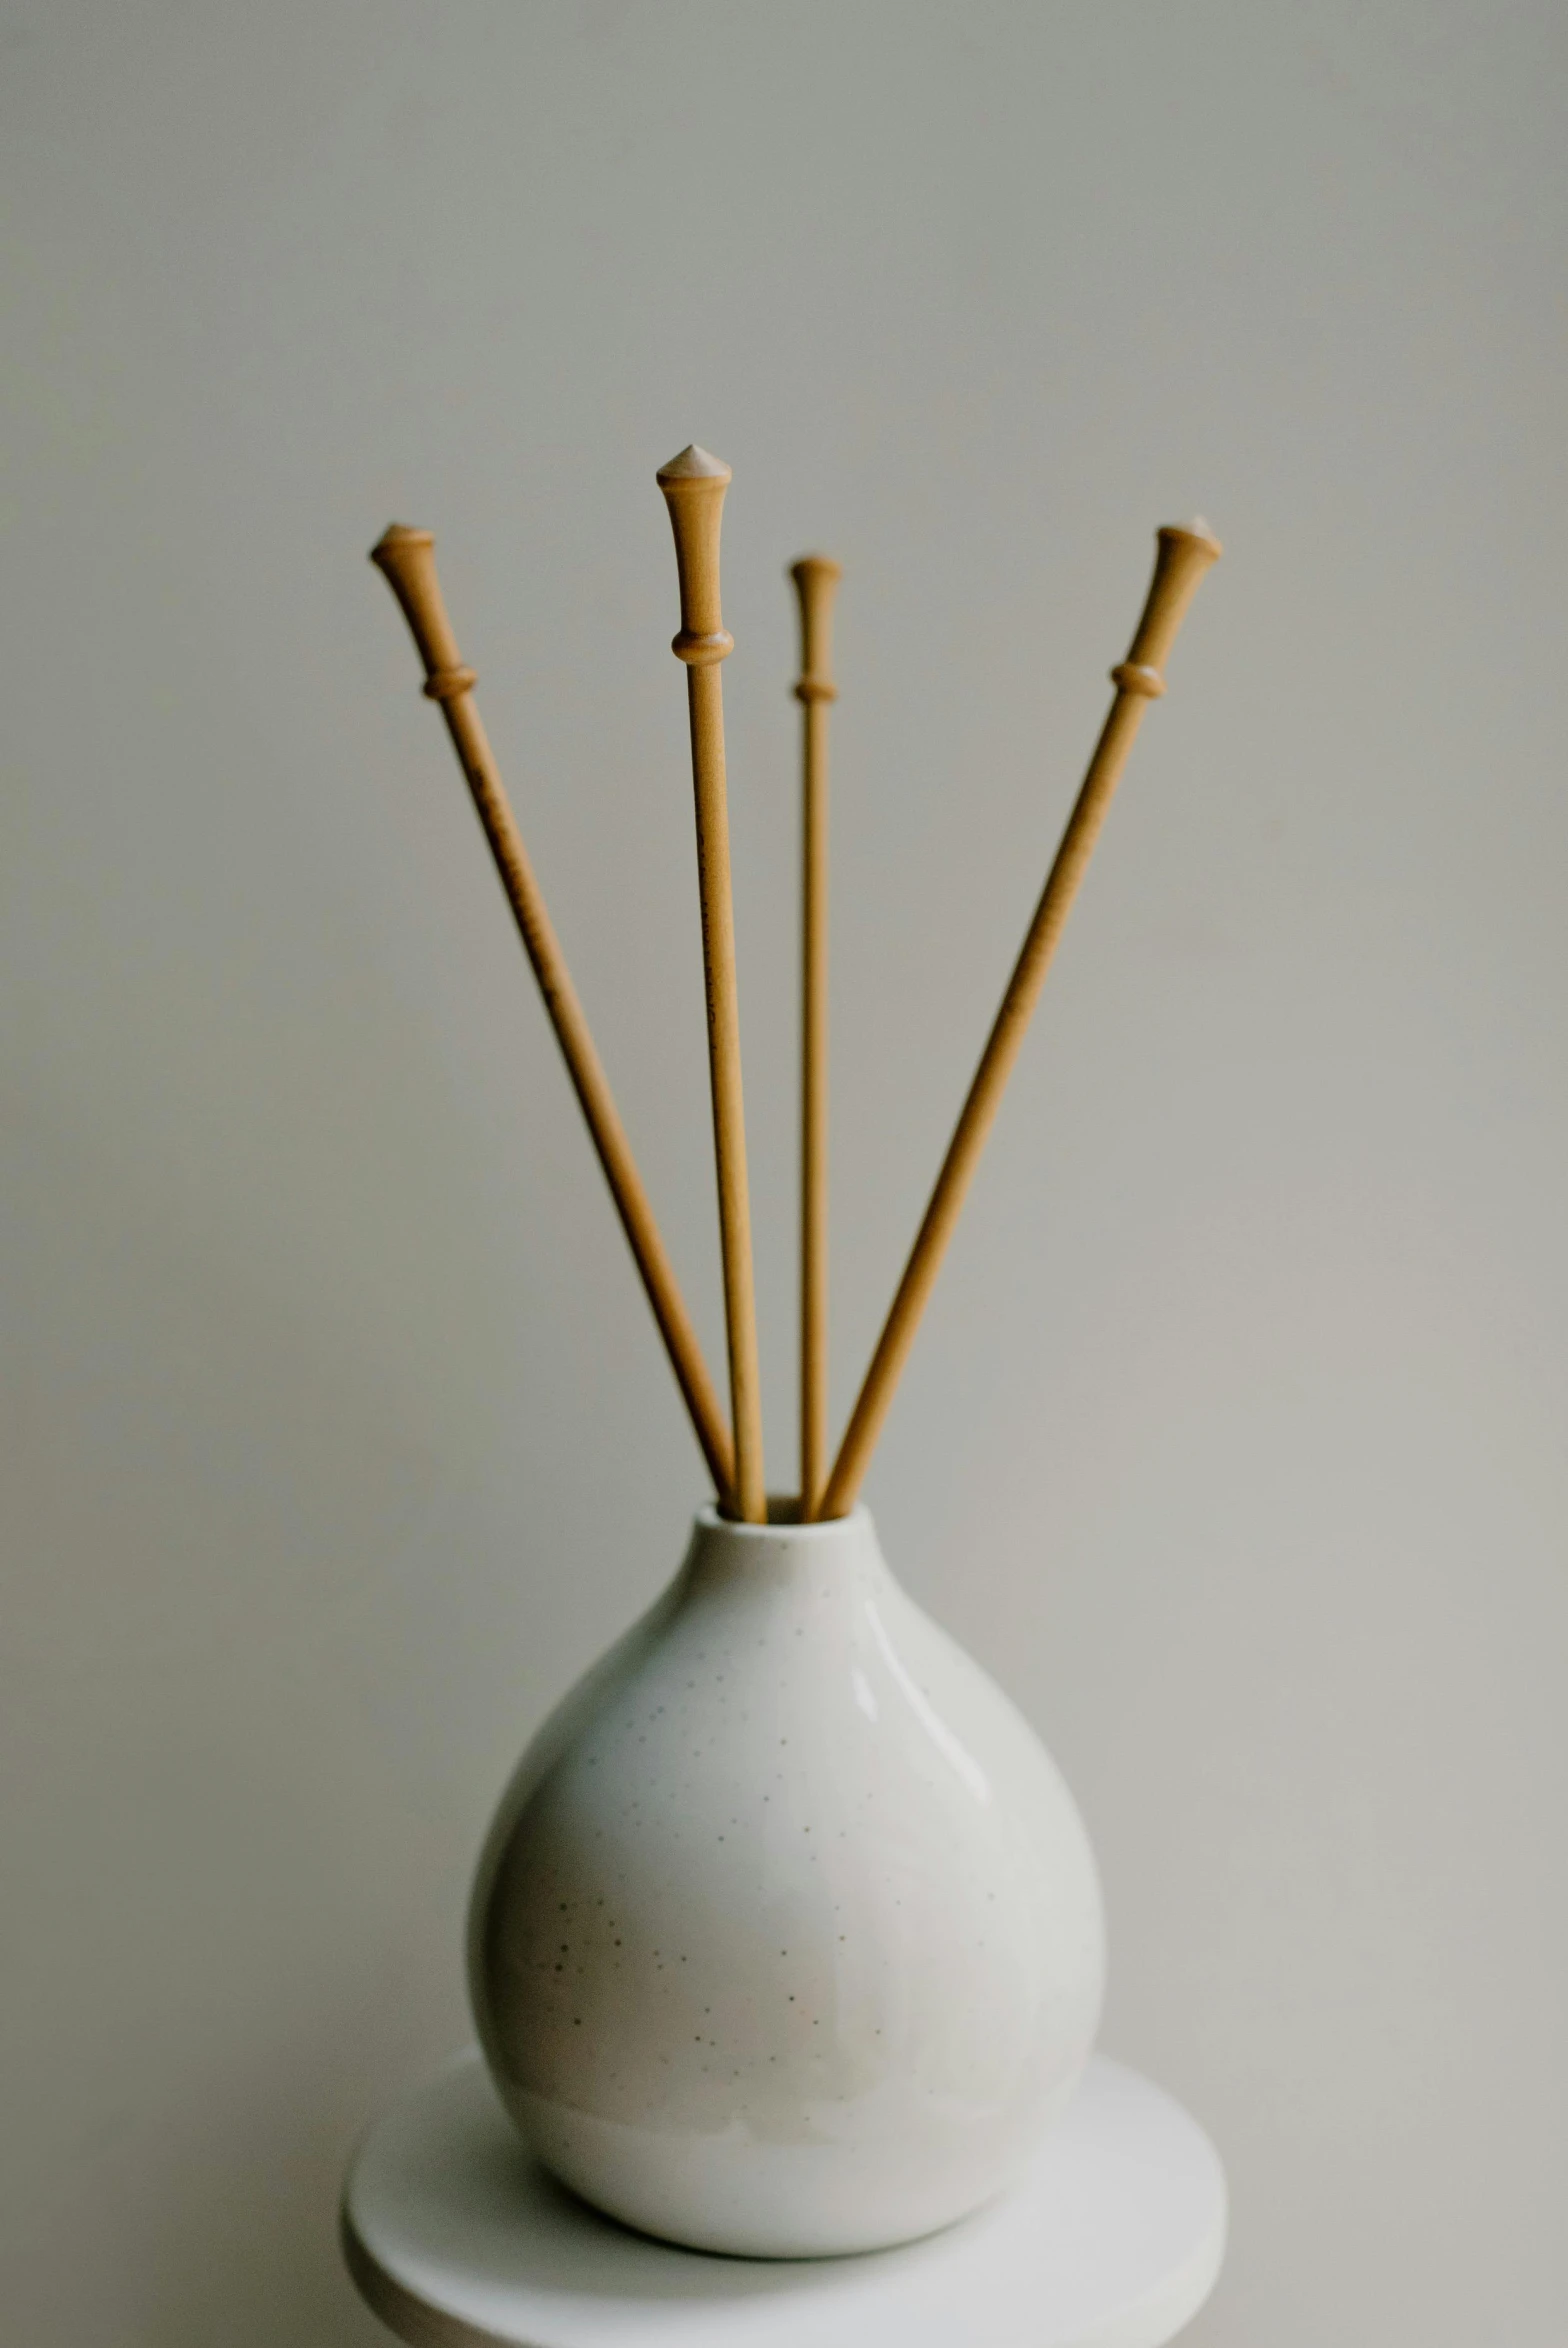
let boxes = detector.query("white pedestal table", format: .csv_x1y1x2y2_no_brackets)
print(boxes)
342,2050,1226,2348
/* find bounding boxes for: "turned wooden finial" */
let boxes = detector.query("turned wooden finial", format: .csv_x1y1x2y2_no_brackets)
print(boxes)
1109,520,1223,699
789,556,842,705
369,525,478,700
656,447,735,669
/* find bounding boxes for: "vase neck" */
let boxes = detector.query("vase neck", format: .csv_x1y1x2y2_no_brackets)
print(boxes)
681,1502,882,1597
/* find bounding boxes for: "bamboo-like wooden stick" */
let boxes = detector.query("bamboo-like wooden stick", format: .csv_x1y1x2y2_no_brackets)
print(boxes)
369,523,736,1504
790,555,842,1520
656,448,766,1523
812,521,1222,1520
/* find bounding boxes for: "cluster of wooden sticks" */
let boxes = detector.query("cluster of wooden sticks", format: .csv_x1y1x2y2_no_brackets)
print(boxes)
371,448,1220,1525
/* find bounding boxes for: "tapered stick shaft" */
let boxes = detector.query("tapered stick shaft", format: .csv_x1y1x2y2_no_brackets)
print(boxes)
790,556,842,1519
370,523,736,1504
657,448,766,1523
813,522,1222,1520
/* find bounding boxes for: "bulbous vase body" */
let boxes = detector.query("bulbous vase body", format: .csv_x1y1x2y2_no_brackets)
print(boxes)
468,1505,1104,2257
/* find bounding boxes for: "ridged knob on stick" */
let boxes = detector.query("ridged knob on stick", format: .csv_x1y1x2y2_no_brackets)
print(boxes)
370,526,477,697
791,555,841,705
790,555,842,1519
659,444,736,668
812,520,1222,1520
658,448,766,1523
1109,518,1223,698
369,521,736,1505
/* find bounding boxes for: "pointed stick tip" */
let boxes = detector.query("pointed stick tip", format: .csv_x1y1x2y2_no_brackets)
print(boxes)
370,522,433,567
657,444,731,486
1161,516,1223,559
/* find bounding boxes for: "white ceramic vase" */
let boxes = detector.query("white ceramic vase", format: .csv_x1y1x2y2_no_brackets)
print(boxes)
468,1505,1104,2257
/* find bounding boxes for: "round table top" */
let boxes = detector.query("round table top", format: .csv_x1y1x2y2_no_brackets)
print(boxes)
342,2050,1226,2348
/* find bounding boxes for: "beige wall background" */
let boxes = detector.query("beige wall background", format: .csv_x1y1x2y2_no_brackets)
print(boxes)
5,4,1566,2341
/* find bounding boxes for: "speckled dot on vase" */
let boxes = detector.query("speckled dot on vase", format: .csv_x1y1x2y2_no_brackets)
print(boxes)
468,1504,1104,2258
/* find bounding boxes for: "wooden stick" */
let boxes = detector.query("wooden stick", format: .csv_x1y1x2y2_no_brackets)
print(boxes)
656,448,766,1523
790,555,842,1520
369,523,736,1504
812,520,1222,1520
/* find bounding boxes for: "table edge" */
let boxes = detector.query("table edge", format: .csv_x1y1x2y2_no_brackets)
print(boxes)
339,2054,1228,2348
344,2196,539,2348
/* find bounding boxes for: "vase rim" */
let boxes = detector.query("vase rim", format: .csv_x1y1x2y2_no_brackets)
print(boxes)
694,1499,872,1541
